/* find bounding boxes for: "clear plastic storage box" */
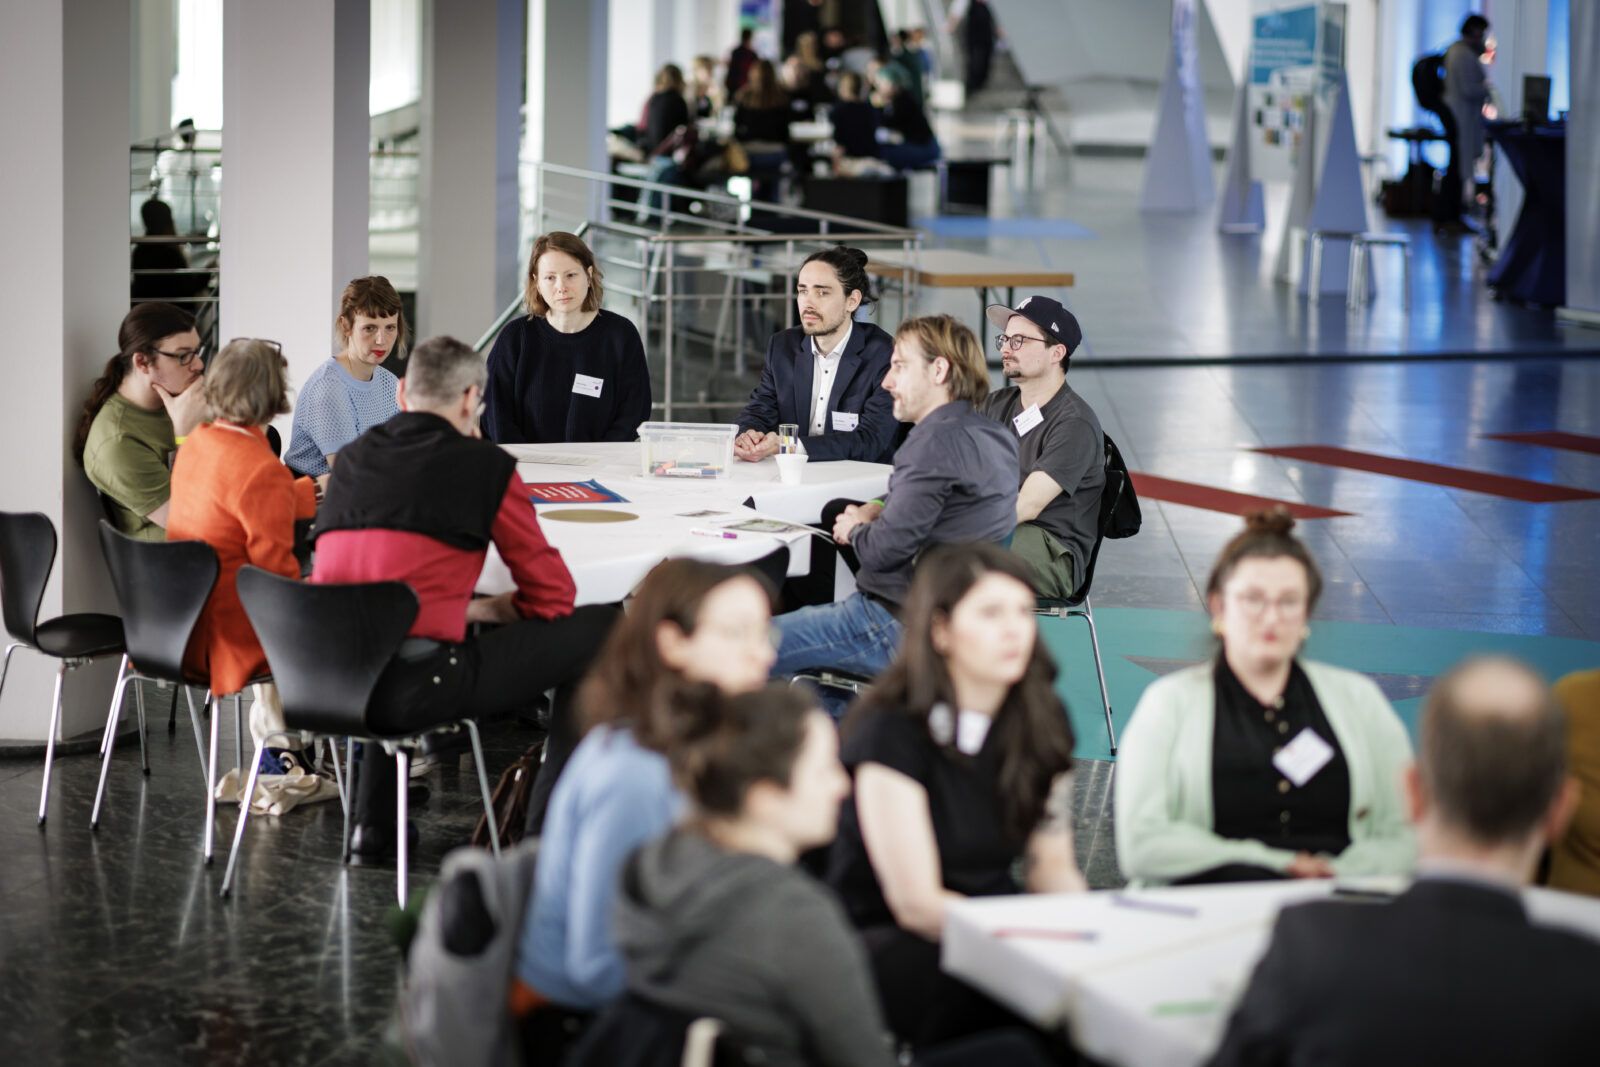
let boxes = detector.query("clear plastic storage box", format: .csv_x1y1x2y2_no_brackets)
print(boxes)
637,422,737,480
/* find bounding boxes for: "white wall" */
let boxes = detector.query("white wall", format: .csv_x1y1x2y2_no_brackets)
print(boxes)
0,1,131,742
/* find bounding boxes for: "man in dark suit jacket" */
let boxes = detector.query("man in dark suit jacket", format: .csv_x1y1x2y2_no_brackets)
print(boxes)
1208,656,1597,1067
734,246,901,465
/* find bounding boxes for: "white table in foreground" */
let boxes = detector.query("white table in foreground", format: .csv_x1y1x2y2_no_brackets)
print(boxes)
942,880,1600,1067
479,441,891,605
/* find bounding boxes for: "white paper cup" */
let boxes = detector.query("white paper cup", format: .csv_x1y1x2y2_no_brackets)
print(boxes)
775,453,809,485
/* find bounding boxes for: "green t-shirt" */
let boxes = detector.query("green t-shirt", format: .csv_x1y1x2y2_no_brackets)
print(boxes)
82,394,175,542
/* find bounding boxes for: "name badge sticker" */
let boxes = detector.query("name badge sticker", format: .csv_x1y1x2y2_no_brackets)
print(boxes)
1012,404,1044,437
831,411,860,431
1273,727,1335,788
572,373,604,398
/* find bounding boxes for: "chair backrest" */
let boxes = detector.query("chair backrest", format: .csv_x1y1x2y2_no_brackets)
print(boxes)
1063,449,1126,605
265,424,282,458
0,511,57,645
567,993,746,1067
97,520,219,682
235,565,418,736
743,545,790,593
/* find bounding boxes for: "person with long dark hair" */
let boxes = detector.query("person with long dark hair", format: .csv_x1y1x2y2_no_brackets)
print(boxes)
512,559,778,1056
480,231,651,444
582,683,1064,1067
1115,510,1414,886
77,301,207,541
734,245,900,464
825,542,1082,1048
131,198,209,302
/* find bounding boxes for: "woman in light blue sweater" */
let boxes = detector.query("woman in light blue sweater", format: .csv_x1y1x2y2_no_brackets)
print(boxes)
1115,510,1415,886
512,558,779,1044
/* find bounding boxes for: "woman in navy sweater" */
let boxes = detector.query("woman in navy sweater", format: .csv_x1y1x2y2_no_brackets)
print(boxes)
482,231,652,443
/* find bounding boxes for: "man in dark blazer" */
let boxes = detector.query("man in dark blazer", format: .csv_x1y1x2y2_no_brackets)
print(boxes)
734,246,901,465
1208,656,1598,1067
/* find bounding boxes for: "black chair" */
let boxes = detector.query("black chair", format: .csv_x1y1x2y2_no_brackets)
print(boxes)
1033,447,1124,755
92,492,183,736
227,566,502,904
0,512,126,826
742,545,790,592
91,523,223,831
567,993,750,1067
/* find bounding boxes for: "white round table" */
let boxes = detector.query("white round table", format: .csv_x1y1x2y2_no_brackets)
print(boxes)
478,441,891,605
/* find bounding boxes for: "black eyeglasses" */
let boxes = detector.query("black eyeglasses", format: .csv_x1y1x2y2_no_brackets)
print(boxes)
994,333,1049,353
153,344,205,366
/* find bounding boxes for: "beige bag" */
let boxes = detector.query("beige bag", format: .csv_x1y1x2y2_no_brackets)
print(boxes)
724,140,750,174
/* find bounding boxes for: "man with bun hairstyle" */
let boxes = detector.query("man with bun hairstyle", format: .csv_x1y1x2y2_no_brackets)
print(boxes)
1209,656,1600,1067
980,295,1103,600
734,245,902,465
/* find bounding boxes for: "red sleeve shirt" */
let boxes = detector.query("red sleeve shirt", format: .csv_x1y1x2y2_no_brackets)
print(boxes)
312,471,574,643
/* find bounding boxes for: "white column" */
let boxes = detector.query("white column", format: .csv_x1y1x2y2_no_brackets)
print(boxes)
221,0,370,402
417,0,525,340
1564,0,1600,321
526,0,610,229
0,1,130,742
608,0,677,129
131,0,178,144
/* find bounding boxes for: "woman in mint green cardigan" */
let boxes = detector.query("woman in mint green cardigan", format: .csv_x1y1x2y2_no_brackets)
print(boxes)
1115,511,1415,886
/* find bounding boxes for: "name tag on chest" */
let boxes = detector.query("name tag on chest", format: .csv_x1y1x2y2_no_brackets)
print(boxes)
831,411,859,431
1012,404,1044,437
1273,727,1335,787
572,373,604,398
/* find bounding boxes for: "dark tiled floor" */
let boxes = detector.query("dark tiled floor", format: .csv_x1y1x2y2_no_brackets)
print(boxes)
0,691,1123,1063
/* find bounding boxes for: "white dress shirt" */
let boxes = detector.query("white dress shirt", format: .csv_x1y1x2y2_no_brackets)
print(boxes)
807,322,852,436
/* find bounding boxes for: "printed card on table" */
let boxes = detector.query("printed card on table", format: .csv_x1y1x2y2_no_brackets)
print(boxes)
526,480,628,505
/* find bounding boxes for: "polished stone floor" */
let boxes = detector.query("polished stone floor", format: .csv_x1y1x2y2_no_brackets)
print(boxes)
7,129,1600,1067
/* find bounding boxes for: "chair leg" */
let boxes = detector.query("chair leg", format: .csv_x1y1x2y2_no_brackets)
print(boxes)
219,737,269,898
341,739,356,864
1079,598,1117,757
167,681,178,735
90,658,134,830
464,720,501,858
134,678,149,776
326,736,347,815
0,642,18,707
38,664,67,828
204,691,220,864
185,688,209,791
233,694,244,777
395,748,411,908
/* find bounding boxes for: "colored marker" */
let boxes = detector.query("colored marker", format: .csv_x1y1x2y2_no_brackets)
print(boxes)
690,528,740,540
993,927,1099,943
1109,894,1199,918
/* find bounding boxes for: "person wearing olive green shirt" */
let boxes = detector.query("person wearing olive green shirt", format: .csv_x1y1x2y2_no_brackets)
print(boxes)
75,303,210,541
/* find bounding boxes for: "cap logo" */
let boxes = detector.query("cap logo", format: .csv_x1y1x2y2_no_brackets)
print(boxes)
1051,321,1059,331
1017,297,1033,309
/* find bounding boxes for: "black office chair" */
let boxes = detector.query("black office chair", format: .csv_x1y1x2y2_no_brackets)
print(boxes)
91,522,222,832
227,566,502,904
0,512,126,826
1033,455,1124,756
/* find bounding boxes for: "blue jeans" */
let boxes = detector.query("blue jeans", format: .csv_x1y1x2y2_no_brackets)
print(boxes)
772,593,902,717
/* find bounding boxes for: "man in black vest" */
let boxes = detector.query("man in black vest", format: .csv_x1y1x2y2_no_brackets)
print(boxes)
314,335,617,852
1209,656,1598,1067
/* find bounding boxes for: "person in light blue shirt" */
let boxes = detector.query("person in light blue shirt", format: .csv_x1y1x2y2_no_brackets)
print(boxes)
284,276,406,476
514,558,779,1029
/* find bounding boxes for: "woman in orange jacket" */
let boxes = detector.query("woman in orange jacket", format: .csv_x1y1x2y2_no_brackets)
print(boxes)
168,338,318,756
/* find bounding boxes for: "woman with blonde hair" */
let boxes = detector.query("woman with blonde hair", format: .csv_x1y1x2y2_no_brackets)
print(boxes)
481,231,651,444
1115,509,1415,886
284,275,407,477
168,338,318,754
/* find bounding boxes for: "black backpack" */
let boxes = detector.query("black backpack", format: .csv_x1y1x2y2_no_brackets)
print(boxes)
1412,52,1447,115
1103,434,1141,540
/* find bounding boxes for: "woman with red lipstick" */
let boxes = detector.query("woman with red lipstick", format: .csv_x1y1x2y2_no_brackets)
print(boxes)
824,543,1083,1048
1115,509,1415,887
481,231,651,444
284,275,406,477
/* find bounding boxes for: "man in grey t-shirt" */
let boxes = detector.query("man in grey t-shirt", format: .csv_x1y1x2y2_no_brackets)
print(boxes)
980,296,1104,600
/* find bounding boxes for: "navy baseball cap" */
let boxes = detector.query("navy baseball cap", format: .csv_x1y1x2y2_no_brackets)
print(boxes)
985,296,1083,356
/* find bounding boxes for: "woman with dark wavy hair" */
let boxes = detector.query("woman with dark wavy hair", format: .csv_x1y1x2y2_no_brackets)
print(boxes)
825,541,1083,1048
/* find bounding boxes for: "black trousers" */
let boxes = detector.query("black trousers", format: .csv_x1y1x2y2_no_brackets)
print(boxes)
1432,106,1463,224
781,498,861,612
352,604,619,831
